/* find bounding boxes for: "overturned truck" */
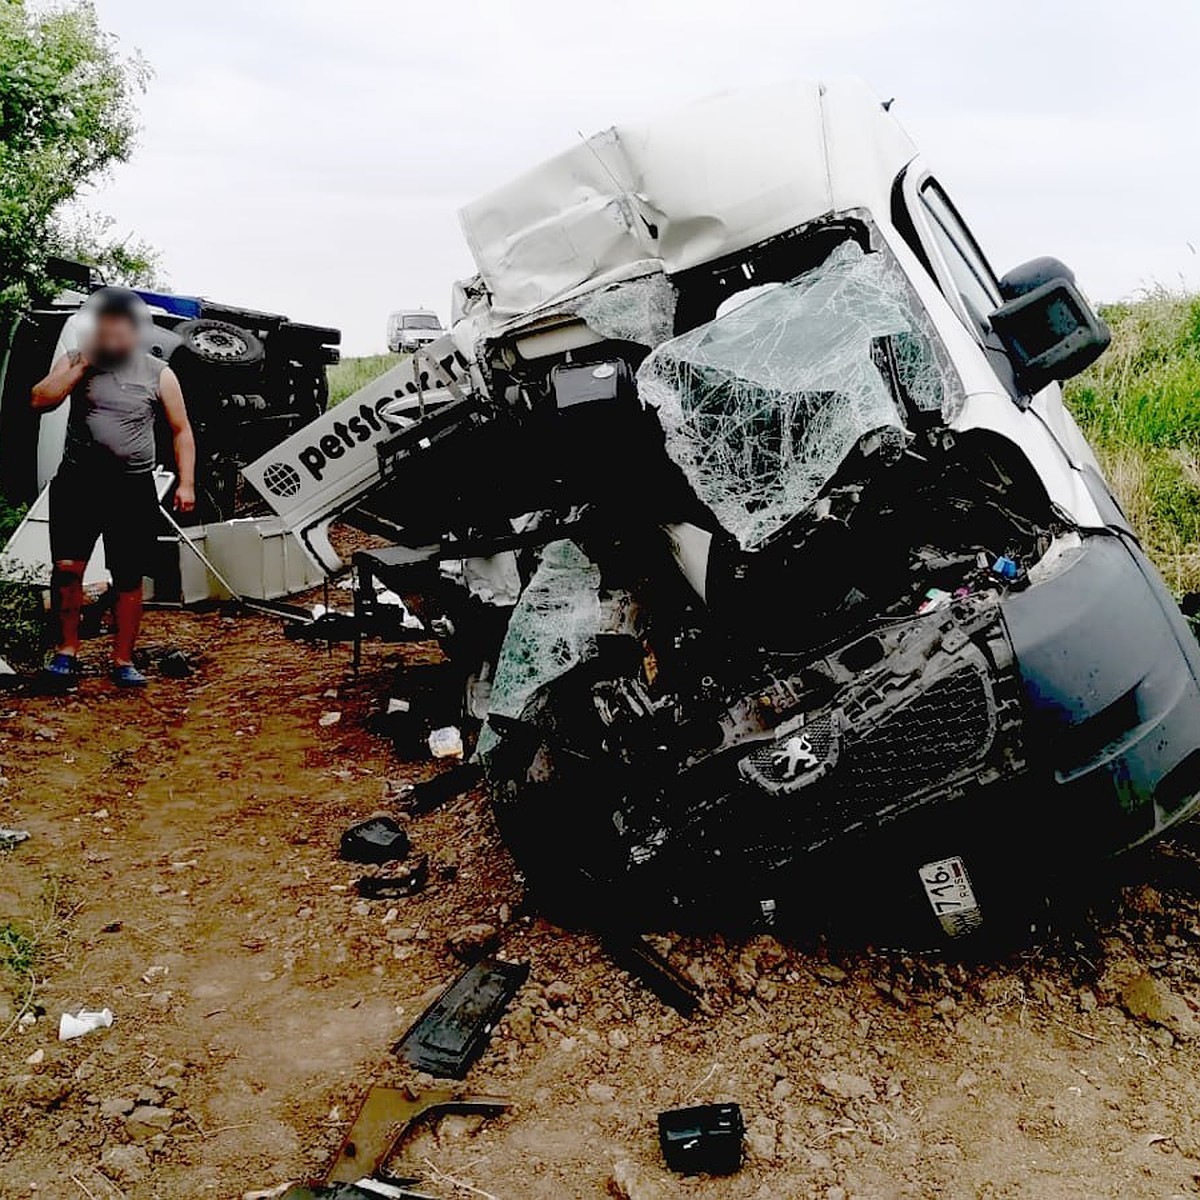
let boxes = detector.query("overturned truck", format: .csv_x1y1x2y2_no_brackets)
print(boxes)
251,79,1200,944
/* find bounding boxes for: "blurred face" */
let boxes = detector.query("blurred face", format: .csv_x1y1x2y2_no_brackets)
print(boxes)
92,313,139,364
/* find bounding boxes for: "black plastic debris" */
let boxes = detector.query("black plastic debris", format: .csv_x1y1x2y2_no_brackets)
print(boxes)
605,935,701,1018
339,817,409,865
356,855,429,900
394,958,529,1079
399,764,483,815
658,1103,745,1176
158,649,193,679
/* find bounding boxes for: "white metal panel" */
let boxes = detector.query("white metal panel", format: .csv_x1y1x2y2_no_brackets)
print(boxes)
951,390,1104,527
459,78,916,320
0,469,174,587
243,338,467,571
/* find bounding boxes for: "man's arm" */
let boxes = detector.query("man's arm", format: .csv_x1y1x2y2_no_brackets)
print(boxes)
31,351,89,411
159,367,196,514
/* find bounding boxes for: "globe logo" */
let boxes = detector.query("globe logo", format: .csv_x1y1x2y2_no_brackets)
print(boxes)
261,461,303,498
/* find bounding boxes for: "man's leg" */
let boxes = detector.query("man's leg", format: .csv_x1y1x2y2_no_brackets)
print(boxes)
51,560,88,656
105,472,156,685
47,470,100,673
111,585,143,667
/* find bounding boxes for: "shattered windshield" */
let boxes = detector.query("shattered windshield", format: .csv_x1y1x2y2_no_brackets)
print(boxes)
637,239,961,549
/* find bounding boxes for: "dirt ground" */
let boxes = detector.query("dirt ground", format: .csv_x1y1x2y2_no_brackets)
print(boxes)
5,606,1200,1200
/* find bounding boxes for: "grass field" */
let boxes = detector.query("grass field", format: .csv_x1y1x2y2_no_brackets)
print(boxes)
1064,290,1200,593
326,351,405,406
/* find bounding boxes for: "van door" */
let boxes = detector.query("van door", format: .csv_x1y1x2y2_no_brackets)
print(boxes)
898,169,1100,473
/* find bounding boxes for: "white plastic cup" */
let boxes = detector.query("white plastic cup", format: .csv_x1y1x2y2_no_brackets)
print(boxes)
58,1008,114,1041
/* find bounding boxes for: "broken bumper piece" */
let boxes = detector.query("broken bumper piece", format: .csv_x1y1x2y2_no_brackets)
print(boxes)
393,958,529,1079
326,1085,510,1187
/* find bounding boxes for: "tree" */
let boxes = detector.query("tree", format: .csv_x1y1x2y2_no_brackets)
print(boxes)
0,0,152,319
53,209,161,287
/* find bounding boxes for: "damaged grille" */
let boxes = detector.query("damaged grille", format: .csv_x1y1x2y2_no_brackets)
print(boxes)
842,664,995,807
733,603,1025,850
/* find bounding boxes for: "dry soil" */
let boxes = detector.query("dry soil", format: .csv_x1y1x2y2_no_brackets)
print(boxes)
3,607,1200,1200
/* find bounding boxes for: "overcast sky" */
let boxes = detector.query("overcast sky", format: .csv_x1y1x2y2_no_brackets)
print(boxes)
87,0,1200,355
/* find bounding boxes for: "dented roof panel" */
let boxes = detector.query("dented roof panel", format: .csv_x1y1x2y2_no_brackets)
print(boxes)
459,78,917,320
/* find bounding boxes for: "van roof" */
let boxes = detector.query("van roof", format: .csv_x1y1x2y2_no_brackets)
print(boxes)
459,77,917,320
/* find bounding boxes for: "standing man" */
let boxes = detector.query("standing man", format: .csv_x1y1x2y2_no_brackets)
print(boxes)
30,287,195,688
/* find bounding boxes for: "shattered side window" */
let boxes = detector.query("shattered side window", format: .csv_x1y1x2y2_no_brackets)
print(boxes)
572,272,678,348
637,240,962,550
478,540,602,757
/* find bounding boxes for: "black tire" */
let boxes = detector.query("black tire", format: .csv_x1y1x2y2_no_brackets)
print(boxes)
173,319,264,368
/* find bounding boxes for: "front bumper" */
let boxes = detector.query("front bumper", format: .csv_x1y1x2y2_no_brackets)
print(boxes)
1002,529,1200,855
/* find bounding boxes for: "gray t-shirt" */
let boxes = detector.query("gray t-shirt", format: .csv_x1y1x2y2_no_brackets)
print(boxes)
61,352,163,475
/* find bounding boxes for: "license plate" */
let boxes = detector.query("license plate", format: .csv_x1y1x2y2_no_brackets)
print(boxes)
919,855,983,937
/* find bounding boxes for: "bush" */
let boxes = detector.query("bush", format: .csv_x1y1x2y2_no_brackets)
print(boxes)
0,493,45,668
0,1,151,323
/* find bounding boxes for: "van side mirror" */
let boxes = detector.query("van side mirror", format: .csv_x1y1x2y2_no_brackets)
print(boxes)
989,257,1110,393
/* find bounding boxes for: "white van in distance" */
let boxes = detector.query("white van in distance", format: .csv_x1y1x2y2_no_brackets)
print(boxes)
386,309,444,354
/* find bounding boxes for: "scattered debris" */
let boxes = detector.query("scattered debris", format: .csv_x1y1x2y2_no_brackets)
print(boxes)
283,1186,438,1200
427,726,463,759
0,827,31,849
339,817,410,865
58,1007,113,1041
397,764,483,815
394,958,529,1078
605,935,701,1017
356,855,429,900
658,1103,745,1176
158,649,194,678
319,711,343,728
325,1085,510,1185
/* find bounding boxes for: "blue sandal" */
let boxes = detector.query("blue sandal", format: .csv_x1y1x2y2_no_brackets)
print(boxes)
42,653,79,689
111,663,148,689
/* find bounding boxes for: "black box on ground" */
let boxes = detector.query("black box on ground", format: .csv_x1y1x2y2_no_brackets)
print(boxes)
657,1102,744,1175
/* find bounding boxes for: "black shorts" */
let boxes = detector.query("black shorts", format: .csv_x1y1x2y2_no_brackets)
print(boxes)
49,466,159,590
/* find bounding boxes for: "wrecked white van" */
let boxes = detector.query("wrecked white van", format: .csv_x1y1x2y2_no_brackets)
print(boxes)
261,79,1200,942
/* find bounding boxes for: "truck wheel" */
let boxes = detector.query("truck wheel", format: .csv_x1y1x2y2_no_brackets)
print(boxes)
174,319,265,368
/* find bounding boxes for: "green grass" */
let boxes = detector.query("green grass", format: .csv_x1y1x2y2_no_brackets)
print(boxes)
0,923,37,979
327,352,406,406
0,877,74,1036
1063,289,1200,593
0,492,43,667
